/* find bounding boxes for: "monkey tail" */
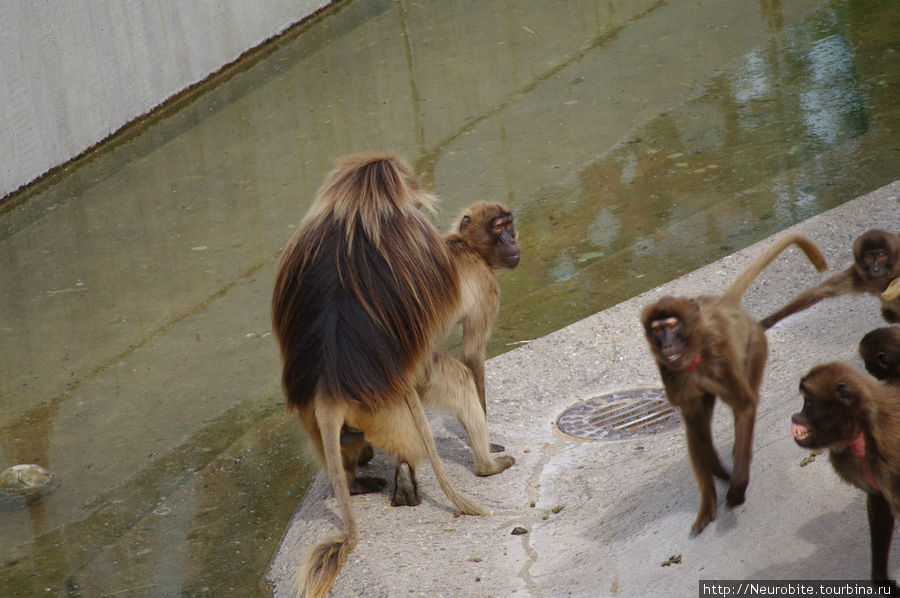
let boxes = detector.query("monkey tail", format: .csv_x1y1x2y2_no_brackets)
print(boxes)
294,397,359,598
402,390,489,516
722,233,827,304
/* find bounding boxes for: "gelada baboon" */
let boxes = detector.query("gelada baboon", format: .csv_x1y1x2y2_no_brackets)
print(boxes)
271,153,511,598
362,201,520,504
642,234,826,535
447,202,520,449
860,327,900,383
762,229,900,328
349,201,520,504
791,363,900,589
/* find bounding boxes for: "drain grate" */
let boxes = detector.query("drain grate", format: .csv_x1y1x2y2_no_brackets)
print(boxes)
556,387,681,441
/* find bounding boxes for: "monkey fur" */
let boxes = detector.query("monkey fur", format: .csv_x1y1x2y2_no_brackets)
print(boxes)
445,202,520,453
860,327,900,384
642,234,826,535
791,362,900,589
271,153,512,598
762,229,900,329
361,201,521,502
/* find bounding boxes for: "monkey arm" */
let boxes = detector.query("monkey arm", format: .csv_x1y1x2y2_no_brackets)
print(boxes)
461,312,493,413
760,269,857,329
458,269,500,414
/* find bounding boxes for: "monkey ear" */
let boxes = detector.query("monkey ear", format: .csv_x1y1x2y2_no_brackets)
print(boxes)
877,351,890,368
835,382,856,406
459,215,472,234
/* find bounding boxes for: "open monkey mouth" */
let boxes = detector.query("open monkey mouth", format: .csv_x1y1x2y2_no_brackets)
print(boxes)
666,353,681,363
791,421,811,444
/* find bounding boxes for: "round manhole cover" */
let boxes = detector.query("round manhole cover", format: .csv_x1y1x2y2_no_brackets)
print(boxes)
556,387,681,440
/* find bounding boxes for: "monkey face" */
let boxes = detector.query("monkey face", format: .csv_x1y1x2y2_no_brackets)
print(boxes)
458,203,521,270
490,214,521,269
863,248,891,278
642,297,699,370
648,317,686,364
854,230,897,280
791,365,861,450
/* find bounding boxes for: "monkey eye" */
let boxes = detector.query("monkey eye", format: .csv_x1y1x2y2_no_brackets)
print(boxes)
651,317,678,332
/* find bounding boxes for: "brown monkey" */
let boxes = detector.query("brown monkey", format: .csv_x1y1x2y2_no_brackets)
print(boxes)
447,202,520,451
762,229,900,329
389,204,519,503
791,362,900,589
272,153,512,598
859,327,900,383
642,234,826,535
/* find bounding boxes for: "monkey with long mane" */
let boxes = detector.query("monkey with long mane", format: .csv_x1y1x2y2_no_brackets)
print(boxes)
272,153,512,598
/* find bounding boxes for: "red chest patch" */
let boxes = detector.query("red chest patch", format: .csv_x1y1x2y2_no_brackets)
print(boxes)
849,433,879,491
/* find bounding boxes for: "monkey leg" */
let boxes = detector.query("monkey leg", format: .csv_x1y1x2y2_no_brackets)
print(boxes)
340,424,375,466
726,402,757,508
420,351,514,476
699,393,730,481
391,459,421,507
340,434,386,495
296,397,360,598
461,352,505,453
682,403,720,536
867,492,897,588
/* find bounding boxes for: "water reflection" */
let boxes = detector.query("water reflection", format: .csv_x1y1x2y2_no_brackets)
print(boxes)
1,0,898,595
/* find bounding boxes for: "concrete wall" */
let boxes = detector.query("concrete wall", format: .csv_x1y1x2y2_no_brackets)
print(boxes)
0,0,331,199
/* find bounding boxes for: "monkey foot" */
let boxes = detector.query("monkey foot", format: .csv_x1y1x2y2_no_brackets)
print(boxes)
348,476,386,495
476,455,515,476
690,508,716,537
725,484,746,507
391,462,421,507
489,442,506,453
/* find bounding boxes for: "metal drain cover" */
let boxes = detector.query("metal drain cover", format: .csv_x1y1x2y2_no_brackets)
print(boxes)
556,387,681,440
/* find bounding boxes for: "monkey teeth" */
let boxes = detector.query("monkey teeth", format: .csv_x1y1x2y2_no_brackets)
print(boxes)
667,353,681,362
791,422,810,441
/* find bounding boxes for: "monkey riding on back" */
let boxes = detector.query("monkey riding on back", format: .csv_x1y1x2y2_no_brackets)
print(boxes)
271,153,515,598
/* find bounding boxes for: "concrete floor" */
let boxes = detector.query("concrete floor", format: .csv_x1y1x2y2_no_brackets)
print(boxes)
269,180,900,598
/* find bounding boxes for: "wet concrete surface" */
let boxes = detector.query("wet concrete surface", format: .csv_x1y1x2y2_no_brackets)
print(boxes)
271,181,900,597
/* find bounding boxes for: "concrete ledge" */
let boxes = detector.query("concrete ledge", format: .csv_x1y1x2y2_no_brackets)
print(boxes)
269,180,900,597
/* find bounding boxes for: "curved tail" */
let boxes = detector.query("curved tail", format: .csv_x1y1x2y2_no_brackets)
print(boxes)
722,233,827,304
403,390,488,516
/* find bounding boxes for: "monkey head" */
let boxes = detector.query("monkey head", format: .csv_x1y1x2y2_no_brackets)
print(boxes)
859,327,900,382
641,296,700,370
458,202,521,269
853,229,899,282
791,363,865,450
